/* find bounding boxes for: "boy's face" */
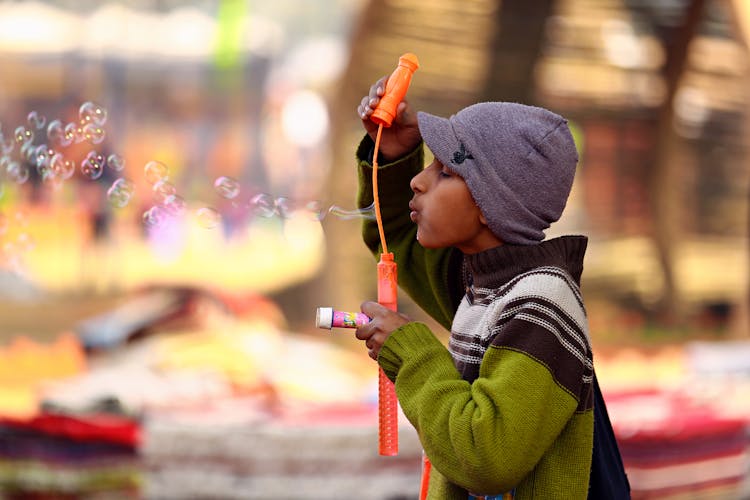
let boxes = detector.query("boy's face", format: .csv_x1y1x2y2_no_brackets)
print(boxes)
409,159,502,254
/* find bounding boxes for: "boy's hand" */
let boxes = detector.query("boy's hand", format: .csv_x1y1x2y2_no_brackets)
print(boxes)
355,301,411,361
357,75,421,162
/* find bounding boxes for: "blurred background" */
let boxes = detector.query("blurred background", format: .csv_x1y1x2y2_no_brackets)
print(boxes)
0,0,748,498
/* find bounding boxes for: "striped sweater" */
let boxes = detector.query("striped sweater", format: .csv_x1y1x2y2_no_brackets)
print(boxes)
356,137,594,499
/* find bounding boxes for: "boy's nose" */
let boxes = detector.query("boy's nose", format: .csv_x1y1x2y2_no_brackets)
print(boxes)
410,170,425,193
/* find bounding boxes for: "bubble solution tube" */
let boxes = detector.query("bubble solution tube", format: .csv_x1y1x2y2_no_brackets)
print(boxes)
315,307,370,329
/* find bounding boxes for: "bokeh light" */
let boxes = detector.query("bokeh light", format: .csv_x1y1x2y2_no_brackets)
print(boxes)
280,89,329,148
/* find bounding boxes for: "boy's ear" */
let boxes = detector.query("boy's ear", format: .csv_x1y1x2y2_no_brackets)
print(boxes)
479,211,489,227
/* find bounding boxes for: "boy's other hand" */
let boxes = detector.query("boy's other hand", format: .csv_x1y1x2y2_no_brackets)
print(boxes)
357,75,421,162
356,300,411,361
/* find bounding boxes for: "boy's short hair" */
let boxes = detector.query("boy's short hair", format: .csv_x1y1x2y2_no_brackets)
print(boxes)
417,102,579,245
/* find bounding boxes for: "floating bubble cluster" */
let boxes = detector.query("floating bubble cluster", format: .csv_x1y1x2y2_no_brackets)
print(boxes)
1,102,381,265
140,164,376,232
0,101,123,196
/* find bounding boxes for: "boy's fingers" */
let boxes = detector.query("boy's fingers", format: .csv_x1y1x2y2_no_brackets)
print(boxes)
360,300,386,318
369,76,388,101
376,76,387,95
359,76,389,122
394,101,408,123
358,96,371,118
354,327,367,340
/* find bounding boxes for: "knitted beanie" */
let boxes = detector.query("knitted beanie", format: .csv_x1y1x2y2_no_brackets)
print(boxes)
417,102,579,245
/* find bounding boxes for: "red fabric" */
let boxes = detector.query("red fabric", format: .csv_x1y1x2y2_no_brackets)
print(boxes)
0,413,140,447
605,388,750,499
605,389,748,442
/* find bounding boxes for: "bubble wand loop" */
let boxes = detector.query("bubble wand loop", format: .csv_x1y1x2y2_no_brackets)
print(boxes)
368,53,417,460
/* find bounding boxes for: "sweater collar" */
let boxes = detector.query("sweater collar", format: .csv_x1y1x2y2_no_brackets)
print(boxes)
465,235,588,288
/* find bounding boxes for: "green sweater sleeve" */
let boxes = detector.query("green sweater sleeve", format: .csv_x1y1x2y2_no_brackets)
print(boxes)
355,135,464,330
379,321,582,495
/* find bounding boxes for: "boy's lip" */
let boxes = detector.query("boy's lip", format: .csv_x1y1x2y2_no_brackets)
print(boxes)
408,200,419,222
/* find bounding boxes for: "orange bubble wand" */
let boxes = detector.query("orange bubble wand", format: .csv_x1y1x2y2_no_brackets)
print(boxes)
369,53,417,460
371,52,432,498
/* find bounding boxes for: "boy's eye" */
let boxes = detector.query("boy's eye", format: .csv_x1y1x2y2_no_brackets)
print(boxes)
439,169,453,178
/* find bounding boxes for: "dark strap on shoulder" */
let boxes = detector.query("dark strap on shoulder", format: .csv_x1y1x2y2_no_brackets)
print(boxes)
588,374,631,499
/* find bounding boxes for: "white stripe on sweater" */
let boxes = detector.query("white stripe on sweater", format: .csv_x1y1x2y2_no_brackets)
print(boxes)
450,268,590,368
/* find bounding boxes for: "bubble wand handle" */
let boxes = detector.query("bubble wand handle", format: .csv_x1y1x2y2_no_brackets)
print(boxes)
376,253,399,456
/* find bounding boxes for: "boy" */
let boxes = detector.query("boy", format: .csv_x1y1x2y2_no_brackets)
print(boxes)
353,77,630,499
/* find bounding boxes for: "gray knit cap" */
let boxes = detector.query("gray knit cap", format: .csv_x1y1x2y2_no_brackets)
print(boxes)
417,102,579,245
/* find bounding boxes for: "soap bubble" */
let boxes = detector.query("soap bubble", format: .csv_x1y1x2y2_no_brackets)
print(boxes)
46,119,68,147
48,153,67,179
107,178,135,208
14,126,33,145
33,144,50,168
37,161,55,183
196,207,221,228
162,194,187,216
83,123,106,145
142,205,167,228
81,151,105,180
1,133,14,155
79,101,107,126
107,153,125,171
81,158,103,180
249,193,275,217
274,197,293,218
63,122,77,145
213,176,240,200
152,179,176,204
19,141,35,163
50,155,75,180
86,150,105,166
144,160,168,185
27,111,46,130
6,160,29,184
73,123,86,144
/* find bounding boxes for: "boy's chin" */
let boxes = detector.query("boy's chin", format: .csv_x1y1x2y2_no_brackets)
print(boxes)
416,233,439,249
